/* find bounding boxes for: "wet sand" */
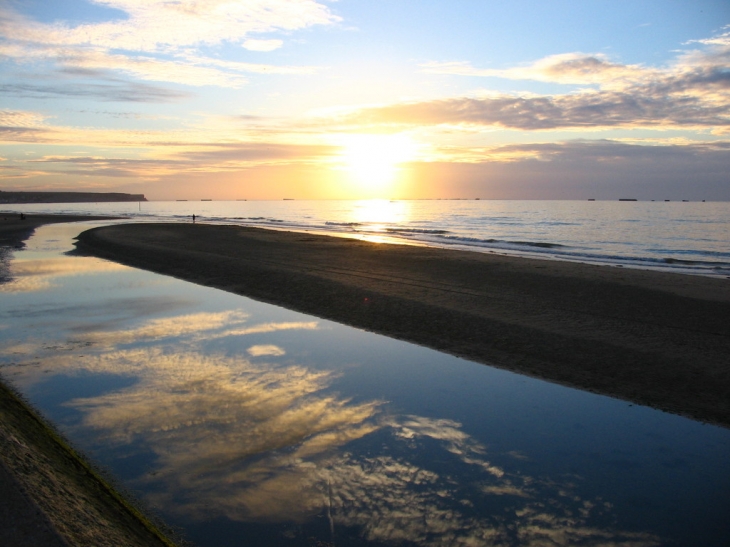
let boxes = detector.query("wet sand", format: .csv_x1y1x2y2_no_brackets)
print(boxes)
75,222,730,428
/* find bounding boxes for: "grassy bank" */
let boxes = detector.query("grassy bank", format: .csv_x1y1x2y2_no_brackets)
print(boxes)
0,382,178,547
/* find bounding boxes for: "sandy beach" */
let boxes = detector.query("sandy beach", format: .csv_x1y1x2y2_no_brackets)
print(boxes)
75,222,730,428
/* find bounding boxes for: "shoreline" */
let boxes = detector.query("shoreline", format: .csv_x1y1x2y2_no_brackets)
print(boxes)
75,222,730,428
0,215,178,547
0,213,122,247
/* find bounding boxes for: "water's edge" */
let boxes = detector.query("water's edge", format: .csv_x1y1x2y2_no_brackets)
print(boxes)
0,219,179,547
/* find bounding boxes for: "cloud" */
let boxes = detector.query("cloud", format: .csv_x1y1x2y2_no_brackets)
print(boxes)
431,139,730,164
28,156,189,178
374,31,730,132
421,53,652,87
180,142,339,168
0,110,347,187
181,54,318,76
243,39,284,52
33,156,169,164
686,26,730,47
0,1,338,52
0,110,53,143
406,139,730,200
0,80,189,102
343,85,730,131
3,140,339,182
0,1,335,90
0,109,48,127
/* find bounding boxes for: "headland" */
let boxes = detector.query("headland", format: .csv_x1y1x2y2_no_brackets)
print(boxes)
0,191,146,204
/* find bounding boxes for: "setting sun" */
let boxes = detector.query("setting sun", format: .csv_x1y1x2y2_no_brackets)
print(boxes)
337,134,419,196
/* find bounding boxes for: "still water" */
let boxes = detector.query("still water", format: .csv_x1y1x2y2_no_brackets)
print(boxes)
1,222,729,546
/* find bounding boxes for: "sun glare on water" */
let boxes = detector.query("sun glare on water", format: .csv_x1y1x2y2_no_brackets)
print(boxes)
337,134,419,197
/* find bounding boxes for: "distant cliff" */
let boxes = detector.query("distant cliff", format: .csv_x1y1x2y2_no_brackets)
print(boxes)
0,191,147,203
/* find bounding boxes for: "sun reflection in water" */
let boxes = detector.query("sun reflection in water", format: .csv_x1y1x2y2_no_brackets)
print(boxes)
343,199,413,244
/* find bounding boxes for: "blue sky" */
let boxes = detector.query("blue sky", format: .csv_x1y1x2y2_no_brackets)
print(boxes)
1,0,729,199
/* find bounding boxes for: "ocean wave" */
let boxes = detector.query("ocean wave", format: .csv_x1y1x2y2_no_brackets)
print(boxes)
419,233,730,274
513,240,565,248
386,228,450,235
325,221,362,227
547,250,730,273
436,234,563,249
227,216,286,224
652,249,730,260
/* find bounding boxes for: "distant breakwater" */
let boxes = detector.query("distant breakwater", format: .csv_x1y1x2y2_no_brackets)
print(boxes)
0,191,146,203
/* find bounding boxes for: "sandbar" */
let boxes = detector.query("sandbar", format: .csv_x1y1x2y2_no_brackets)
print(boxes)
75,223,730,428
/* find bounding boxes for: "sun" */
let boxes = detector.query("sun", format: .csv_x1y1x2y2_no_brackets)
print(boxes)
337,134,418,196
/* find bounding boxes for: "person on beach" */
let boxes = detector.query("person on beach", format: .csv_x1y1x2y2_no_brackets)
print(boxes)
192,214,196,223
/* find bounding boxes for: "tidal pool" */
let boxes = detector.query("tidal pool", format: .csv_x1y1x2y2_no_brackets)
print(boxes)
1,222,729,547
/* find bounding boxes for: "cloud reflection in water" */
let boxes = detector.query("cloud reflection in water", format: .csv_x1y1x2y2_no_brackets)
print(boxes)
68,347,383,519
61,342,658,546
0,256,662,546
0,256,127,293
247,344,286,356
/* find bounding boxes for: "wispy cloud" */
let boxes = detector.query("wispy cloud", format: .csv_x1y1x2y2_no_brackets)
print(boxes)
421,53,652,87
243,39,284,52
0,80,189,102
685,25,730,47
430,139,730,164
14,142,339,182
0,110,58,148
0,109,47,127
360,31,730,132
343,77,730,132
0,1,338,52
0,1,336,91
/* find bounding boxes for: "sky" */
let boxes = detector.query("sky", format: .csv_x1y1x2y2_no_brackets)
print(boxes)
0,0,729,200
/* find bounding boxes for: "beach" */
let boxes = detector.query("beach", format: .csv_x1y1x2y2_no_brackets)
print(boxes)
75,222,730,428
0,215,177,547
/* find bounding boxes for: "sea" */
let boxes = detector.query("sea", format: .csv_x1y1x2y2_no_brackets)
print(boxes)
3,199,729,277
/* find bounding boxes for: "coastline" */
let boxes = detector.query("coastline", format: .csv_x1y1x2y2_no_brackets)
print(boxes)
0,215,178,547
75,222,730,428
